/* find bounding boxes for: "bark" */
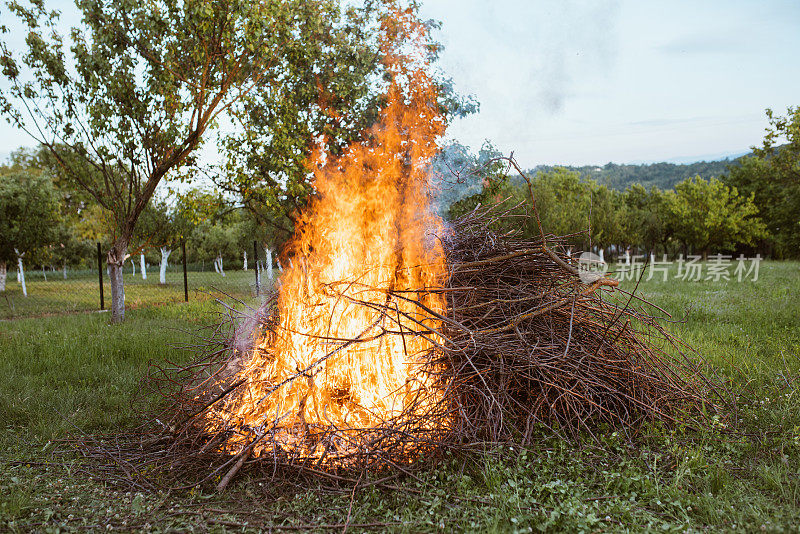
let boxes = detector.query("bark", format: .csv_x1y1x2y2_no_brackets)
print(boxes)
0,261,7,291
141,253,147,280
107,240,128,323
15,250,27,297
266,247,274,281
159,247,172,285
243,250,247,271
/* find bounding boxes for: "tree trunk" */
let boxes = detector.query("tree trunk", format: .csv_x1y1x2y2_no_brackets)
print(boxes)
213,256,220,273
159,247,172,285
0,261,7,291
243,250,247,271
42,265,47,281
216,254,226,277
63,259,67,279
276,258,283,272
141,253,147,280
266,247,274,281
15,250,27,297
107,240,128,323
131,259,136,276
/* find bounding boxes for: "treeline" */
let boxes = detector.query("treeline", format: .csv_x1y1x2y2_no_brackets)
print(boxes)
446,107,800,260
449,169,766,260
531,157,742,191
2,105,798,299
0,151,285,291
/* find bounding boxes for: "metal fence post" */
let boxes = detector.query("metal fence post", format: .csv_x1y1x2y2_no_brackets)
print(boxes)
182,240,189,302
253,240,260,297
97,242,104,310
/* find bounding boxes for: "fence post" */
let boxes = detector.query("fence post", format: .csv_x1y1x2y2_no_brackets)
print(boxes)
97,242,104,310
253,240,260,297
182,240,189,303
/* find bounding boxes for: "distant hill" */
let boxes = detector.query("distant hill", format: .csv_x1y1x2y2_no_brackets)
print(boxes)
528,155,746,191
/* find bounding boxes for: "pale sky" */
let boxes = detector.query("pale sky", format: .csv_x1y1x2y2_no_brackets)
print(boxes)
1,0,799,167
420,0,800,165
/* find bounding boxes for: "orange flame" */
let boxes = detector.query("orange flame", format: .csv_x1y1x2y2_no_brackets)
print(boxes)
210,11,448,458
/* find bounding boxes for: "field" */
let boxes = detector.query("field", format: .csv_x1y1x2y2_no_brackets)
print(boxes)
0,268,265,319
1,261,799,532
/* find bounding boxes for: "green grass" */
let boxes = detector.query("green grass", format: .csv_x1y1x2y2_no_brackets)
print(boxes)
0,268,265,319
1,262,799,532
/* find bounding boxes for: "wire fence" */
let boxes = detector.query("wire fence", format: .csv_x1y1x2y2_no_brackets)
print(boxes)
0,241,279,320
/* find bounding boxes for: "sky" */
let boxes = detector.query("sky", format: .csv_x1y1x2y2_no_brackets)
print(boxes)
418,0,800,166
1,0,799,168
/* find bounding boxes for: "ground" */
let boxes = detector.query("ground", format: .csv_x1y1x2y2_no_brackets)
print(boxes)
1,262,799,532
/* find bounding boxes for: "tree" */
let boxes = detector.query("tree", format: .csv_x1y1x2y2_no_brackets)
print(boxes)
135,200,194,284
527,168,592,247
622,184,674,255
0,171,61,295
0,0,369,322
588,183,626,257
212,3,478,241
440,141,508,218
726,107,800,257
669,176,766,258
5,146,97,278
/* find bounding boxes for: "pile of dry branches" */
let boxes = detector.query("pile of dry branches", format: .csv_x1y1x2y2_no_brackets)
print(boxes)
74,202,720,492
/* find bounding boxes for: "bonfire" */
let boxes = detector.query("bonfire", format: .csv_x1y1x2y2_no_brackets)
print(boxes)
86,10,718,491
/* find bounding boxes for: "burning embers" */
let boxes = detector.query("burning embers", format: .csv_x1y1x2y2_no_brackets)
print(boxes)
205,12,450,459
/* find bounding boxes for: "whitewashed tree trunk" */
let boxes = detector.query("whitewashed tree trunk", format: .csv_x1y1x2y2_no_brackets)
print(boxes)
15,250,27,297
266,248,274,281
0,261,7,291
213,256,220,273
624,249,631,265
599,248,605,262
63,259,67,279
159,247,172,285
255,260,262,294
243,250,247,271
216,254,226,277
131,259,136,276
276,258,283,272
140,254,147,280
109,261,125,320
41,265,47,281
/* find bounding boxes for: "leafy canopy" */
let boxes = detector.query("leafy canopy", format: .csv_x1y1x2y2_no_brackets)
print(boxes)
0,169,62,263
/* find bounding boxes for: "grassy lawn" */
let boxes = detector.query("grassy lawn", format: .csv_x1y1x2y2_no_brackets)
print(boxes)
1,262,799,532
0,268,266,319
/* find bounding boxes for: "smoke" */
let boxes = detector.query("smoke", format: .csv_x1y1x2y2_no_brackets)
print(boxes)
526,0,620,115
421,0,620,149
